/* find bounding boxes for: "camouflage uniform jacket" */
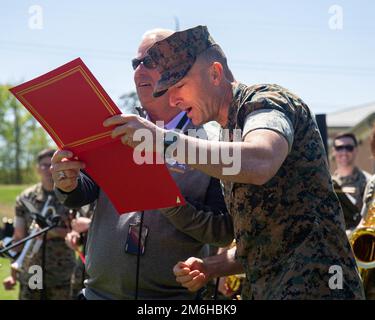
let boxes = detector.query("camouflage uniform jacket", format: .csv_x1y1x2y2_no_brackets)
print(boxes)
221,82,365,299
333,167,371,229
15,183,75,287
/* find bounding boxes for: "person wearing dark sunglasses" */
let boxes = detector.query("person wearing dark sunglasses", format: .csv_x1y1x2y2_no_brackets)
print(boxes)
53,28,233,300
332,133,371,232
131,55,157,71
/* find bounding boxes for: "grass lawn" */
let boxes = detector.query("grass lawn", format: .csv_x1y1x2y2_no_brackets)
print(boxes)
0,184,32,220
0,257,19,300
0,185,29,300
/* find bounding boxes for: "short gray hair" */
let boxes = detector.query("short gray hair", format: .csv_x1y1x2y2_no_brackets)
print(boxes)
142,28,174,43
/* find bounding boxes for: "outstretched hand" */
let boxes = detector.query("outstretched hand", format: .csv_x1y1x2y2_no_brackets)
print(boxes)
103,114,165,151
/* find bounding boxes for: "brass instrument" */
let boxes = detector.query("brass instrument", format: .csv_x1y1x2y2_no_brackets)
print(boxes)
349,197,375,286
225,274,246,300
222,240,245,300
11,195,56,273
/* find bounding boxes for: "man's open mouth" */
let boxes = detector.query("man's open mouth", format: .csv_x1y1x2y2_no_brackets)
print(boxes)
138,82,151,87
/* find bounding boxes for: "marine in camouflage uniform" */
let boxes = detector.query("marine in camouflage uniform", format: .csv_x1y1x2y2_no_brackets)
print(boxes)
147,25,365,299
220,82,364,299
15,183,75,300
333,167,371,230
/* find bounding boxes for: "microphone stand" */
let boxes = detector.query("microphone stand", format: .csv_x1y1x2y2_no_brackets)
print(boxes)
0,221,59,257
0,217,60,300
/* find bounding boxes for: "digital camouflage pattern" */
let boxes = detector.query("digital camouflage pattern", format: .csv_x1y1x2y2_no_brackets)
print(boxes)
221,83,365,299
333,167,371,229
19,282,74,300
145,24,364,299
147,25,216,97
15,183,75,300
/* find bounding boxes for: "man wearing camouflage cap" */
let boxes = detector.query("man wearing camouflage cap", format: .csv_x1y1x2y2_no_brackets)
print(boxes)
103,25,365,299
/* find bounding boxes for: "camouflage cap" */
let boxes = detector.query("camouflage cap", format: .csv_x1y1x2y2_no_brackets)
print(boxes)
147,25,216,97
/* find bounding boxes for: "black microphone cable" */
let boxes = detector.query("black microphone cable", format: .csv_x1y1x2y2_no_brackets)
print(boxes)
134,210,144,300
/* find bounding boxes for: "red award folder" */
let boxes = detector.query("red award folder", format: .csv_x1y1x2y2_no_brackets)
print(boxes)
10,58,185,214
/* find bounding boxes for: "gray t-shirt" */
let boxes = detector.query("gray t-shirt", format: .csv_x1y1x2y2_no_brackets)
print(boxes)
56,124,233,299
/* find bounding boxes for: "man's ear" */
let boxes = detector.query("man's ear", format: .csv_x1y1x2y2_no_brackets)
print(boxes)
210,62,224,85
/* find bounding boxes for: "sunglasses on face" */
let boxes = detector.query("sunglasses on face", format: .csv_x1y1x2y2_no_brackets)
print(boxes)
131,56,157,70
334,145,355,152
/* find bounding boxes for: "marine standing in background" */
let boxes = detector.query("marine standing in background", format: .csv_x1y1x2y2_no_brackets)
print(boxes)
332,133,371,232
2,149,75,300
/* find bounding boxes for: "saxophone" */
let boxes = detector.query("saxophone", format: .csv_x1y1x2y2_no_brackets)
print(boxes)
11,195,56,273
349,194,375,286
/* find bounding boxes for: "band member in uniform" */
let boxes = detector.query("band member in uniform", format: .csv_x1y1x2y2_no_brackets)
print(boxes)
3,149,76,300
332,133,371,232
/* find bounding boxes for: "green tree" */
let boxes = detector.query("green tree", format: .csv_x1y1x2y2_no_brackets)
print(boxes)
119,91,144,117
0,84,53,184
